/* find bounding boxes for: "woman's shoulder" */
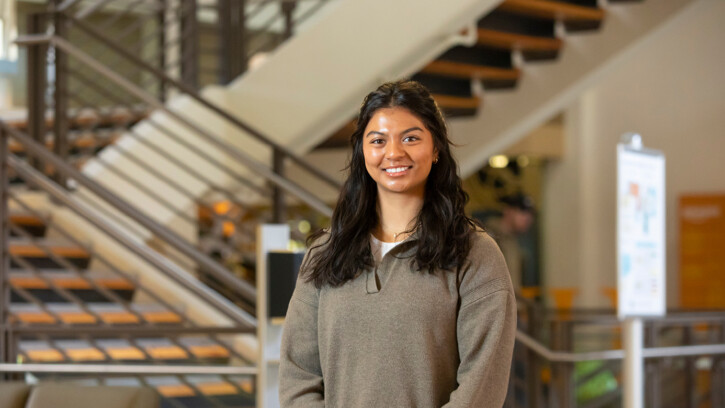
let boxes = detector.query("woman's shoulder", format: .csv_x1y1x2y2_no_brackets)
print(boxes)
458,227,511,297
462,225,497,254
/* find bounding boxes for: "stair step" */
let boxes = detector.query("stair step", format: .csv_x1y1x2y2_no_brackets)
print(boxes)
8,131,121,155
9,213,48,237
107,376,254,405
149,376,254,401
2,108,150,132
10,304,183,325
9,272,135,303
19,338,230,363
498,0,605,22
422,60,521,82
9,240,92,269
433,94,481,110
41,376,255,404
476,28,563,52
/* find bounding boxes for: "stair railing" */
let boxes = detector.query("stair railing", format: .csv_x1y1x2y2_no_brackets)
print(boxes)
15,13,340,302
1,121,257,322
20,1,340,250
1,123,258,405
508,303,725,408
21,0,339,218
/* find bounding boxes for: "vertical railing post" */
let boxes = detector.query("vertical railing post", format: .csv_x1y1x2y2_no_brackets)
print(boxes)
218,0,247,84
549,319,575,408
26,13,47,178
682,324,695,408
715,323,725,408
0,126,10,366
272,148,285,223
53,3,70,187
218,0,231,83
180,0,199,89
281,0,297,40
158,0,167,102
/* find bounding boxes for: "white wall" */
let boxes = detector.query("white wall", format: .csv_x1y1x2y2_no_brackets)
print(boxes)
543,0,725,308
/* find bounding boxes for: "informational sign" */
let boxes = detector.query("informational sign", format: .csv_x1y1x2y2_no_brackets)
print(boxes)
617,140,666,319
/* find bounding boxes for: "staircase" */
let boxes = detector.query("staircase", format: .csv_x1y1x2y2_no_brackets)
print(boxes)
217,0,699,177
5,209,255,407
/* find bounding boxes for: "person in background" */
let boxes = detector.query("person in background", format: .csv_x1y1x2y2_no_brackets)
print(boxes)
483,193,535,293
279,80,516,407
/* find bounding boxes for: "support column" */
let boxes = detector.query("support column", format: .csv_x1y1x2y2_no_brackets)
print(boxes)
53,7,70,187
26,13,46,176
272,148,285,223
623,317,644,408
0,126,10,366
180,0,199,89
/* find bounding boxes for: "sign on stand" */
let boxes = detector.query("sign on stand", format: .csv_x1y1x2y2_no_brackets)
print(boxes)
616,133,666,408
617,134,666,318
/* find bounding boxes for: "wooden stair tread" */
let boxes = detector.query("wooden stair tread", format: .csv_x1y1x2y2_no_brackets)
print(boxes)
4,109,150,131
8,133,121,154
21,344,229,362
477,28,563,51
498,0,605,22
11,308,182,325
156,380,253,398
9,213,46,227
9,275,135,291
9,242,91,259
431,94,482,110
422,60,521,81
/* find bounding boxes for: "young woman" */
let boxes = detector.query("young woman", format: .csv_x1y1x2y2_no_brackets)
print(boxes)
279,80,516,407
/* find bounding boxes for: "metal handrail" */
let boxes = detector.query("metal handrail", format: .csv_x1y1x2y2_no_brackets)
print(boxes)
61,12,341,191
0,363,256,375
1,123,256,328
15,33,334,219
516,325,725,363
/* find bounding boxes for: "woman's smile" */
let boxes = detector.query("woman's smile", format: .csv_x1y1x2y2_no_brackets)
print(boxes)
383,165,413,176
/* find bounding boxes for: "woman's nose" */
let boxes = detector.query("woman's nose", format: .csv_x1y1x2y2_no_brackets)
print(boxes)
385,139,405,158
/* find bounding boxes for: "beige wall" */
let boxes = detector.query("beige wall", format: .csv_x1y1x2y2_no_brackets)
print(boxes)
543,0,725,308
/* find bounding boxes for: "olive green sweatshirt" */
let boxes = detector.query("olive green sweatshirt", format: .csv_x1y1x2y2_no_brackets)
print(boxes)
279,230,516,407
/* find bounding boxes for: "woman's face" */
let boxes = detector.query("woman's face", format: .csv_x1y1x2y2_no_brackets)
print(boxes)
362,107,438,198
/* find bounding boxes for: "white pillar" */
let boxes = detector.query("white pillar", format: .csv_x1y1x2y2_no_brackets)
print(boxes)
256,224,290,408
623,317,644,408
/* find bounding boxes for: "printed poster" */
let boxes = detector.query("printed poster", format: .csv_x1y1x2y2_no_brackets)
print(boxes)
617,144,666,318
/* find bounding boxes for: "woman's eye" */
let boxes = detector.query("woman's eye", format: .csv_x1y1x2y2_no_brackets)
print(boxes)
403,136,420,142
371,139,384,144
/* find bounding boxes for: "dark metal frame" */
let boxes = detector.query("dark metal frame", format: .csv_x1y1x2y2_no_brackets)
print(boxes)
508,304,725,408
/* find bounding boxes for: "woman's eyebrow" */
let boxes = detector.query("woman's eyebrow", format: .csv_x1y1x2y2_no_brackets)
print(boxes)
401,127,423,135
366,130,386,138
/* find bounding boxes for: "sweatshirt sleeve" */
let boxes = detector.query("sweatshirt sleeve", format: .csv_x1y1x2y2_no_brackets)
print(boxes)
442,232,517,408
278,256,325,407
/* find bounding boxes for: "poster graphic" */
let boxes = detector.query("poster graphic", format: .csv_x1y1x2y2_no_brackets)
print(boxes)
617,144,666,318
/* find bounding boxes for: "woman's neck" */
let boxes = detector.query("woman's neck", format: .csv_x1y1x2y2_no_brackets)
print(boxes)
374,190,424,242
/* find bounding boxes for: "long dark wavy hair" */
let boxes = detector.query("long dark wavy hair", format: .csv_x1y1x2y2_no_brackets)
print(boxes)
303,80,479,288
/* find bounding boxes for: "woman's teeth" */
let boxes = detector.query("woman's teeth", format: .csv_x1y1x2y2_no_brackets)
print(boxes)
385,167,409,174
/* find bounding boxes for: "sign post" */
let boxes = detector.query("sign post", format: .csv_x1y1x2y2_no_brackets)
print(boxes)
617,133,666,408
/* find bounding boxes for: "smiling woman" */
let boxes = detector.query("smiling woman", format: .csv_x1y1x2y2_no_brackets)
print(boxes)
279,80,516,408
